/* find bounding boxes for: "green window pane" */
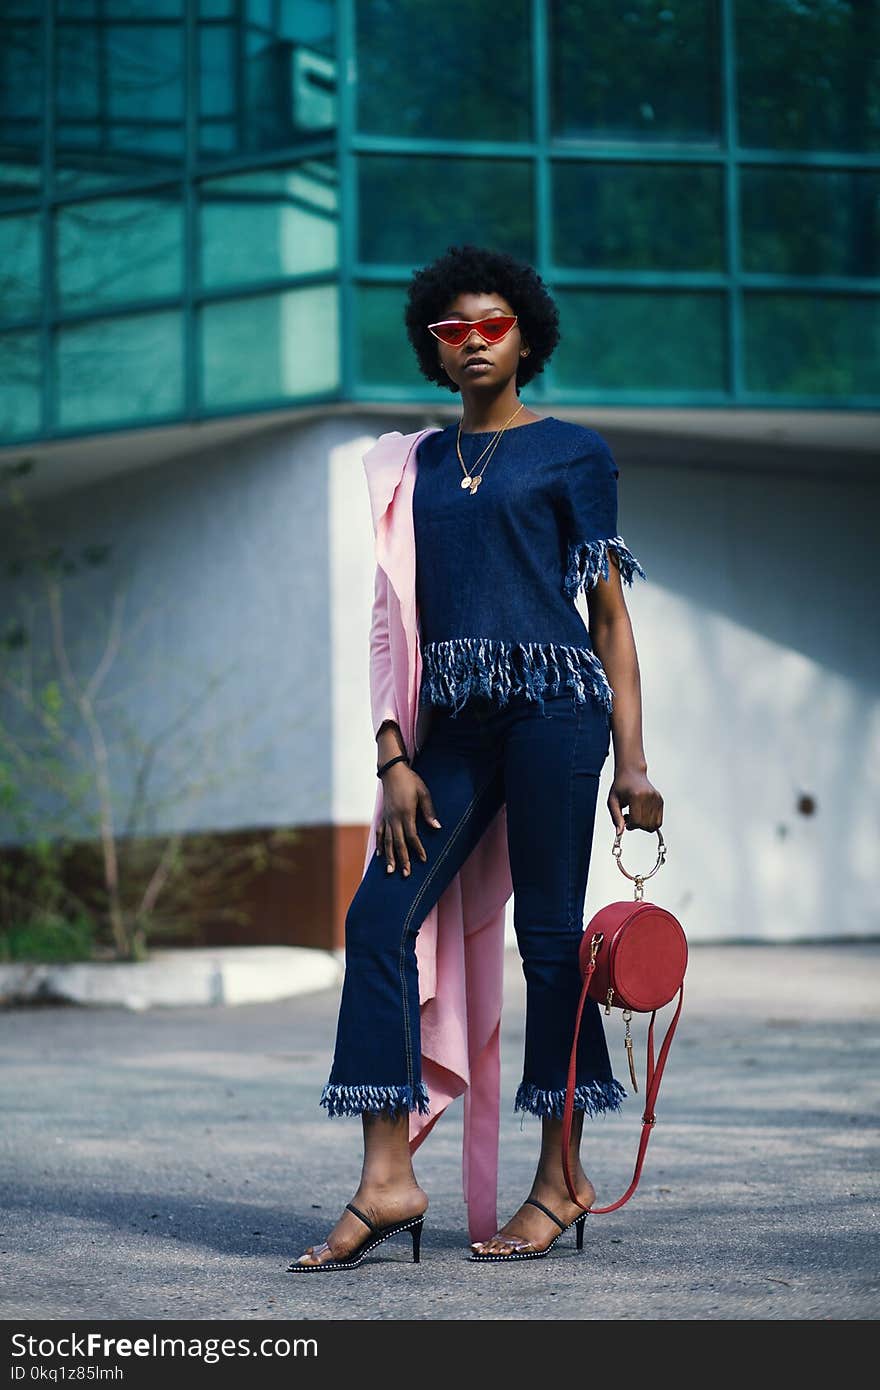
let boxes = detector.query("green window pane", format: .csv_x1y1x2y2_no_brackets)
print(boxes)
198,123,236,158
552,162,724,271
0,23,42,122
744,295,880,397
0,213,41,322
736,1,880,152
358,156,534,265
56,310,183,429
0,21,43,206
198,1,336,165
356,0,531,141
741,168,880,277
0,134,42,207
356,285,424,389
0,330,40,441
554,289,726,393
199,24,234,122
199,161,338,290
56,193,183,313
55,21,184,192
550,0,721,144
200,283,339,407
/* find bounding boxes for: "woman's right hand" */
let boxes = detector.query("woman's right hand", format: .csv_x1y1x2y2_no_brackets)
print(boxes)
376,766,442,877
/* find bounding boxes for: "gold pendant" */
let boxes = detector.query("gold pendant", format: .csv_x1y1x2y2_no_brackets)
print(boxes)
460,475,472,490
469,475,482,494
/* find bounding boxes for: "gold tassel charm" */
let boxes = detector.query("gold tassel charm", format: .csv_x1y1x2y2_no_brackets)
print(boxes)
623,1008,638,1093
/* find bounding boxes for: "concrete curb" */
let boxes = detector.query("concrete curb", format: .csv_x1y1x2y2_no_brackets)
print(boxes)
0,945,343,1011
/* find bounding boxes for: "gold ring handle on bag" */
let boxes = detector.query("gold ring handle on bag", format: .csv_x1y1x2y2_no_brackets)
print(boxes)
612,827,666,901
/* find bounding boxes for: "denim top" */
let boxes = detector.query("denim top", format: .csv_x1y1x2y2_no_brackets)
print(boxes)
412,416,646,717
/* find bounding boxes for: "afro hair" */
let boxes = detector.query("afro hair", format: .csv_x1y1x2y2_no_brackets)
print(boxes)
403,243,561,395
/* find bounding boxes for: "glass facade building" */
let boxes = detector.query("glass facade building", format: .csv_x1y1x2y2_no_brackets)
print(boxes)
1,0,878,442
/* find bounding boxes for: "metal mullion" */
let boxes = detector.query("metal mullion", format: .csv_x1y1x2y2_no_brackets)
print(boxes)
96,0,110,166
234,0,246,161
42,269,337,333
350,263,412,282
47,293,189,330
740,275,880,296
351,135,536,159
542,144,727,165
533,0,550,402
183,0,197,419
42,0,55,434
193,270,338,307
720,0,742,402
354,263,731,291
191,138,337,180
337,0,355,402
351,136,728,163
44,172,186,208
36,148,340,210
48,16,182,28
733,148,880,172
552,270,880,295
0,315,41,334
549,268,729,290
0,193,42,216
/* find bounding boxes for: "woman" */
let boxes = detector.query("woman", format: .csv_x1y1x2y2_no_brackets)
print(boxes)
290,244,663,1269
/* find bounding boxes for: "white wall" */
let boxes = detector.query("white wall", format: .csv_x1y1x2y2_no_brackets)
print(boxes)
585,456,880,941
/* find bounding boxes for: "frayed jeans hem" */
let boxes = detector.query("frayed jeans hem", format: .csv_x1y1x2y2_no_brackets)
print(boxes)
320,1081,431,1118
514,1078,627,1119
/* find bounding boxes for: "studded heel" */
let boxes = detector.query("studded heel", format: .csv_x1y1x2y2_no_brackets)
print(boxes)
287,1201,425,1272
468,1195,588,1263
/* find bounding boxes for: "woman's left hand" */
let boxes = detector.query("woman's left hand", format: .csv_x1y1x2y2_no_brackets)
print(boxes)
608,768,663,834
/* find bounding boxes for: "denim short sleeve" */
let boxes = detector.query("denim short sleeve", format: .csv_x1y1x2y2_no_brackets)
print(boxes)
561,435,620,544
560,434,647,598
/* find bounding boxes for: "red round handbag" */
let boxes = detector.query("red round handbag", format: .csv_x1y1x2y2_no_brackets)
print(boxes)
562,828,688,1214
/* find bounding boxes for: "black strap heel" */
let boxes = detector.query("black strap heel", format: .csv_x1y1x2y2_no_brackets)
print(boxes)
469,1196,591,1262
287,1201,428,1272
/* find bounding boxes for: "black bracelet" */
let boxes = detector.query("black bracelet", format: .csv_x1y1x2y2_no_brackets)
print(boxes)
377,753,410,778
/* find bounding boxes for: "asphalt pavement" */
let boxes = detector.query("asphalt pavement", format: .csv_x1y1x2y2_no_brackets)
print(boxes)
1,943,877,1322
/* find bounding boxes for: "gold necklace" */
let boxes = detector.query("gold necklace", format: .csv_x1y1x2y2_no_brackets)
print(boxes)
456,402,526,495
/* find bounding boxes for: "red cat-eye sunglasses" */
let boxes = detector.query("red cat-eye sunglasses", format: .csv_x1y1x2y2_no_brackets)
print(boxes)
427,314,518,348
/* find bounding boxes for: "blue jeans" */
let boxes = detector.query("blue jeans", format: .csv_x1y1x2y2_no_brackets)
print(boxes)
321,690,626,1121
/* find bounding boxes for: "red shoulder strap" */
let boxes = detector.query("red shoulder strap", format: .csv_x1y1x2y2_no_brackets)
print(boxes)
561,958,685,1214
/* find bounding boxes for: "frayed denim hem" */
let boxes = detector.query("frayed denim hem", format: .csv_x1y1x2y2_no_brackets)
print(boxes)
514,1078,627,1119
419,637,614,717
563,535,647,599
320,1082,431,1118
